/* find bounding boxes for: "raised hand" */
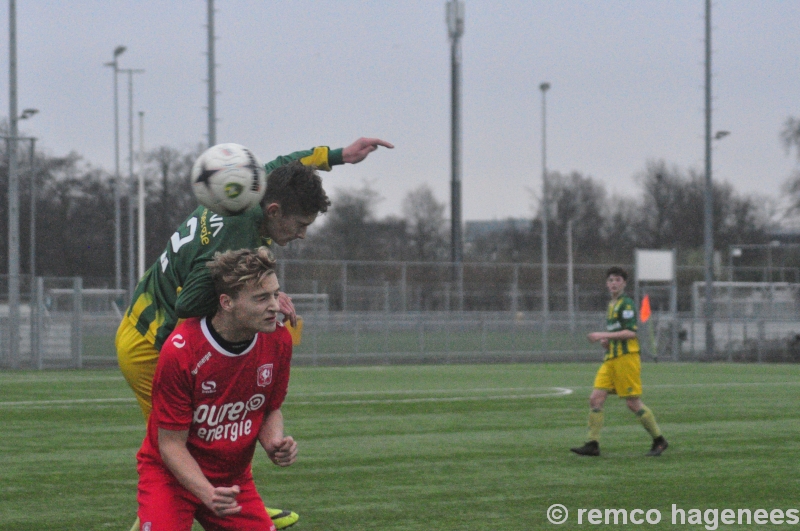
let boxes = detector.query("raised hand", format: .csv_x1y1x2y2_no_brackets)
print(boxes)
342,138,394,164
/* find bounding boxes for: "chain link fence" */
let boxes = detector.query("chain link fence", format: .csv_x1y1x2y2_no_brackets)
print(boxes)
1,261,799,369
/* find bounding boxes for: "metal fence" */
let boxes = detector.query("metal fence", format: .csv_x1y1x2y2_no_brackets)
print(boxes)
0,277,90,369
1,261,799,369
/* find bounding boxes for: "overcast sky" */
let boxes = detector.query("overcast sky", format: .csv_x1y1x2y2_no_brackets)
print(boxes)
2,1,799,221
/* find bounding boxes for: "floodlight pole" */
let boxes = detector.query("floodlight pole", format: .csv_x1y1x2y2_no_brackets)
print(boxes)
120,67,144,300
446,0,464,280
25,135,37,368
540,82,551,324
703,0,714,359
138,111,146,279
567,219,575,332
26,137,36,280
207,0,217,147
3,136,38,270
105,45,126,293
7,0,20,367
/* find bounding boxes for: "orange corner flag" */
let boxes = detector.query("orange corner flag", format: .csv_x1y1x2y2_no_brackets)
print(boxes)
640,294,652,323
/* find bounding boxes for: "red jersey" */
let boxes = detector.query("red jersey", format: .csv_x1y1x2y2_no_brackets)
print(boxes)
137,317,292,484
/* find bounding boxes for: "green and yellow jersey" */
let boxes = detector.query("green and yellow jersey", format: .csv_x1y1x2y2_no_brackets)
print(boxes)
604,294,639,361
125,146,342,350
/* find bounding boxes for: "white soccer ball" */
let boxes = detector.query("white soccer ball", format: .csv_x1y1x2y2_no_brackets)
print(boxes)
191,143,267,216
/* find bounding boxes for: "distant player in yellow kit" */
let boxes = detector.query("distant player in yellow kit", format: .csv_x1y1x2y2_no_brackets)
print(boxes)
570,266,668,457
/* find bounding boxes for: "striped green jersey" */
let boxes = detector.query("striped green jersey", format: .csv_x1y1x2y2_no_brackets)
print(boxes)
125,146,342,350
604,294,639,360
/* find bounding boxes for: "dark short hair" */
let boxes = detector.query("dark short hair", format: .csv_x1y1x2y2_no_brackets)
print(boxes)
261,161,331,217
207,246,276,301
606,266,628,281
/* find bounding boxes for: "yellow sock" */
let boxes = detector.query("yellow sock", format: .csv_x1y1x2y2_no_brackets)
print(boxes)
128,517,140,531
636,405,662,439
588,409,604,441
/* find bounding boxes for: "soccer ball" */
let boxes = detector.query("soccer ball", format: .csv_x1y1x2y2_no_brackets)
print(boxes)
191,143,267,216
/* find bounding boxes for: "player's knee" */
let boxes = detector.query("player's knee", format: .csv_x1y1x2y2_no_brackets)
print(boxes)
626,398,642,412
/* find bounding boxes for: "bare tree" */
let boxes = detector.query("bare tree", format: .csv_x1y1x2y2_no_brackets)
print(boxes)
547,171,607,261
402,184,447,261
780,117,800,217
305,184,406,261
781,117,800,159
142,144,202,265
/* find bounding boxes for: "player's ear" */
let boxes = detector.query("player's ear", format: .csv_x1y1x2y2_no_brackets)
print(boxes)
264,202,282,219
219,293,234,311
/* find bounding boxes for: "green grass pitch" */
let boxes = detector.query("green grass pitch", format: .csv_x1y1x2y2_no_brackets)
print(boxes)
1,362,798,530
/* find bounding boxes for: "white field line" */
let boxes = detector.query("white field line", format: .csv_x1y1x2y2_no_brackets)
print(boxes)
0,387,572,408
0,397,136,407
2,380,799,409
0,375,126,384
288,387,574,406
292,386,566,397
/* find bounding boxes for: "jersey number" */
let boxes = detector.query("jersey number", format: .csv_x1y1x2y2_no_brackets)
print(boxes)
160,217,197,272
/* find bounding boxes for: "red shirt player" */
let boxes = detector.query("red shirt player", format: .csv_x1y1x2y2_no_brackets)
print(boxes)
136,247,297,531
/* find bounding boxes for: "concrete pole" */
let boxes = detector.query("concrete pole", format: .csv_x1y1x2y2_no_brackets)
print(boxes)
703,0,715,358
446,0,464,273
138,111,146,278
207,0,217,147
7,0,20,367
540,82,551,323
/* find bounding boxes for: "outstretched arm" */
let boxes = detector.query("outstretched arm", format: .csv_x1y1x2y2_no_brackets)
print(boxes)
341,137,394,164
587,330,637,343
263,138,393,173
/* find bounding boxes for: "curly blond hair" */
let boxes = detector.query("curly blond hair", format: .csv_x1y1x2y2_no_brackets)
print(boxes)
206,246,277,300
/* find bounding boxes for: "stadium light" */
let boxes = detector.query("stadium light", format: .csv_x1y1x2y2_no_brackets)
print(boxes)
105,45,126,294
18,108,38,280
20,108,38,120
540,82,551,325
120,68,145,300
446,0,465,283
728,246,742,281
7,0,21,367
4,109,42,366
207,0,217,146
138,111,146,279
703,0,714,359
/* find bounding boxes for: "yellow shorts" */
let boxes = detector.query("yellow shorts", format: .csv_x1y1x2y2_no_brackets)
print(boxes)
593,352,642,398
115,317,159,421
285,316,303,345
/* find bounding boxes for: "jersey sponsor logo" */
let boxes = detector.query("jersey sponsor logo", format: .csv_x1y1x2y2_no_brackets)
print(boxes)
191,352,213,375
199,210,224,246
201,380,217,394
210,214,223,236
199,209,211,245
193,393,266,443
143,523,152,531
622,309,634,319
257,364,273,387
172,334,186,348
247,394,265,411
